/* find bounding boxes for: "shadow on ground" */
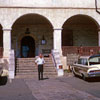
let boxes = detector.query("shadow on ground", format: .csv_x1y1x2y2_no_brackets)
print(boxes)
0,76,8,86
87,77,100,82
43,78,49,80
74,75,100,83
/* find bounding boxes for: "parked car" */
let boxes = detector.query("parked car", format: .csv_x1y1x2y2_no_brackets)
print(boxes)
72,54,100,80
0,67,8,78
0,64,8,85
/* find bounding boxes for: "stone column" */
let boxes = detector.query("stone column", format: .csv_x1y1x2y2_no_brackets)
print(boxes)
53,28,62,53
3,29,11,58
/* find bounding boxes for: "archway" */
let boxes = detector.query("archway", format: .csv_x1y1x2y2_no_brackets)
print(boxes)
62,15,99,56
21,36,35,58
62,15,99,46
11,13,53,58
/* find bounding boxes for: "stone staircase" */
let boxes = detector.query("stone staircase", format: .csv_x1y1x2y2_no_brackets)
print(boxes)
15,57,57,79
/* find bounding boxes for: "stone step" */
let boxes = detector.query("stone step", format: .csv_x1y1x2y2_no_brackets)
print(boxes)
16,69,56,73
16,67,56,70
16,65,54,68
15,72,57,78
16,72,57,75
17,60,53,63
15,57,57,78
16,61,53,63
16,65,55,68
15,74,57,79
16,63,54,66
17,58,53,61
17,60,53,62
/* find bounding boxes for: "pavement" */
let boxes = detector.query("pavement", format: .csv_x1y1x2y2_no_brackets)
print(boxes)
0,75,100,100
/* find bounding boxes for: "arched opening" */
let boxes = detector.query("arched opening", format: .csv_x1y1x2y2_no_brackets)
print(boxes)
12,14,53,58
21,36,35,58
62,15,98,46
62,15,99,56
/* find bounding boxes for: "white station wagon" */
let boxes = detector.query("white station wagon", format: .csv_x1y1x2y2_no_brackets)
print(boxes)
72,54,100,80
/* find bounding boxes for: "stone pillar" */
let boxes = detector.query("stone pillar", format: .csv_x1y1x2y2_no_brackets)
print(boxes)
3,29,11,57
53,28,62,54
98,29,100,46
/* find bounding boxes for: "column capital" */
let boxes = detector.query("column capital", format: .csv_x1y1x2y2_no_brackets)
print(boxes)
53,28,63,30
3,28,12,31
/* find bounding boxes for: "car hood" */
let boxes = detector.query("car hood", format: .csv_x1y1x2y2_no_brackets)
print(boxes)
89,64,100,71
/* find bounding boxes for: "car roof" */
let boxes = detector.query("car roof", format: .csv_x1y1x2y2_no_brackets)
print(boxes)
80,56,90,59
79,54,100,60
89,54,100,59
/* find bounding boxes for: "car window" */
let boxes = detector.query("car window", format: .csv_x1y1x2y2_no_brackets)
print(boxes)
78,58,88,65
89,57,100,65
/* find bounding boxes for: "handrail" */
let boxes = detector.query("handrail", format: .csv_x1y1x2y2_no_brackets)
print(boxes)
51,53,56,68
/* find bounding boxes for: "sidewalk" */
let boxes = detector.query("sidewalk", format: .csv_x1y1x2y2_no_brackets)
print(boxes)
0,76,99,100
0,78,37,100
25,77,100,100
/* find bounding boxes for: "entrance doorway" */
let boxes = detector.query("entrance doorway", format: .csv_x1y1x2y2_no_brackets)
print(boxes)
21,36,35,58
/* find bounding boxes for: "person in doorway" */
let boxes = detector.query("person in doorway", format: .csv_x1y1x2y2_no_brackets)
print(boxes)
35,54,45,80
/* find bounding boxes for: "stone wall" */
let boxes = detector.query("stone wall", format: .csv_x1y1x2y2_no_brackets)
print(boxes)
0,0,100,58
0,0,96,8
0,8,99,30
73,30,98,46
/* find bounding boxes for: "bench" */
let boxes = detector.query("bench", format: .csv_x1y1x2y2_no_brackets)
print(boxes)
42,49,51,57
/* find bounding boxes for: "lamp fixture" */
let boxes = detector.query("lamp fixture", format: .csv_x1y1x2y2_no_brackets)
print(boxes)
25,28,30,34
41,35,46,45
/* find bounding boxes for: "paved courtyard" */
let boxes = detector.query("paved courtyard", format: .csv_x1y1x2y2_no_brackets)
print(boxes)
0,75,100,100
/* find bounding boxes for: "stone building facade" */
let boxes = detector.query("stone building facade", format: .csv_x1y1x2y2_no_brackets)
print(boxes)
0,0,100,78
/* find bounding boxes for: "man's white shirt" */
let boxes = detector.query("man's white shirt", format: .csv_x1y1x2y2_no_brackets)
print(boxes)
35,57,45,65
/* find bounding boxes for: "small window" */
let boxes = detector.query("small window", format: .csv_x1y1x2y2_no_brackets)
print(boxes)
89,57,100,65
78,58,88,65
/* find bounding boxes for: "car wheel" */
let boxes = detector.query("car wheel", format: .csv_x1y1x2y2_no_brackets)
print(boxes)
0,76,8,85
82,74,87,81
72,70,77,77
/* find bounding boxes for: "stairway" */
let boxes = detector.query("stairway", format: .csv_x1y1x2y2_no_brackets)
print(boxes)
15,57,57,79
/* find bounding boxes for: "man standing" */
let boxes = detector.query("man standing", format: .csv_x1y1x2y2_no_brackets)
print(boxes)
35,54,45,80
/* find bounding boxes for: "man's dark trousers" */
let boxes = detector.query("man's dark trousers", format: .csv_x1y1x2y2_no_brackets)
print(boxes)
38,64,43,80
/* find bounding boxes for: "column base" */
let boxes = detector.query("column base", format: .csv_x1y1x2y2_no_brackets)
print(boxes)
3,50,10,58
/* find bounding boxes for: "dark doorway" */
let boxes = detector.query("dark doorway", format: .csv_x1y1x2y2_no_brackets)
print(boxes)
21,36,35,58
62,29,73,46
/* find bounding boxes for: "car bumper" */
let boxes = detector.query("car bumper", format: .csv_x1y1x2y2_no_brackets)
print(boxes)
88,72,100,77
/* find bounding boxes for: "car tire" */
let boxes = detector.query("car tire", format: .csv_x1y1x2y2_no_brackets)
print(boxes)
0,76,8,85
82,74,87,81
72,70,77,77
